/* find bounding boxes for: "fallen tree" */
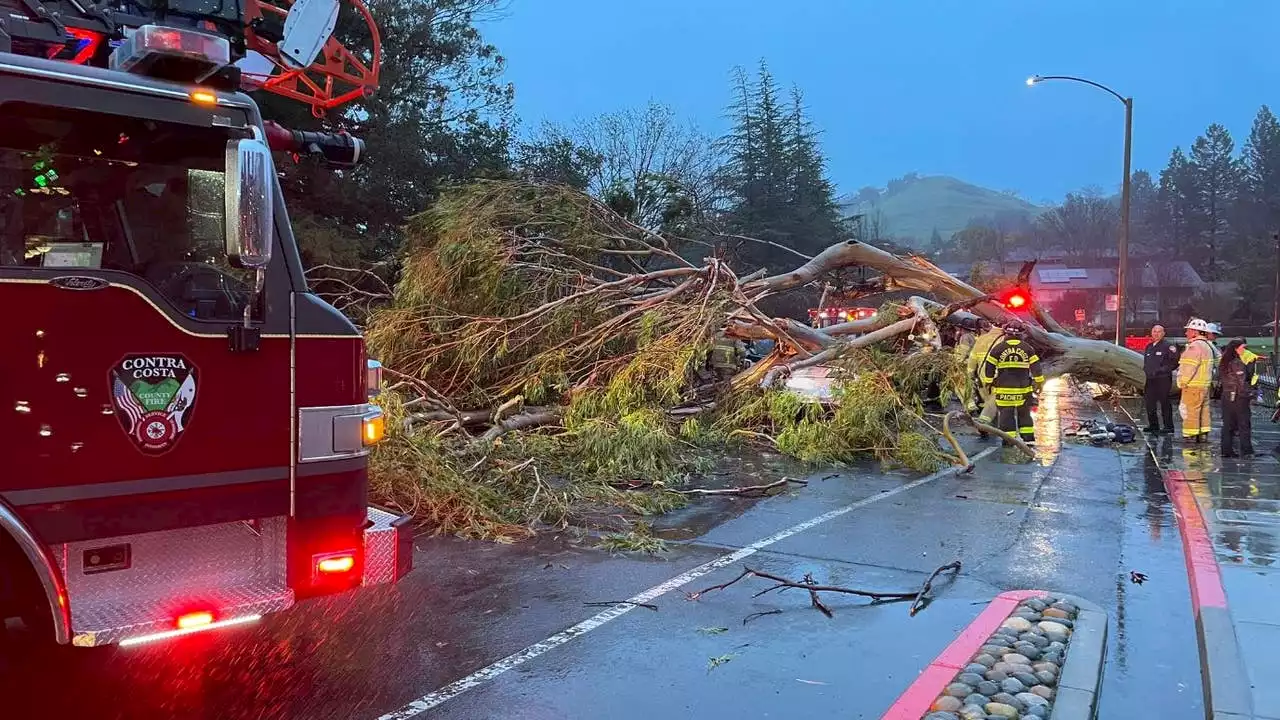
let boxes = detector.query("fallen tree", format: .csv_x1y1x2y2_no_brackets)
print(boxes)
352,180,1141,540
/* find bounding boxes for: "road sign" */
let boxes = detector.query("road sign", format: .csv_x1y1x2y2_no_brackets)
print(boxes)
1105,294,1119,312
1074,308,1085,322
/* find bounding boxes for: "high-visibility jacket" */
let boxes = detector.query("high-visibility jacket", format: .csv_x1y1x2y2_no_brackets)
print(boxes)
979,337,1045,406
967,328,1005,382
710,338,744,370
1177,338,1215,389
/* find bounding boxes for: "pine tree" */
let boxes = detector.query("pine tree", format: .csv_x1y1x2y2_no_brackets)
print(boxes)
1158,147,1198,263
1241,105,1280,233
783,86,842,253
1231,106,1280,314
752,60,789,238
1188,123,1242,276
1128,170,1159,248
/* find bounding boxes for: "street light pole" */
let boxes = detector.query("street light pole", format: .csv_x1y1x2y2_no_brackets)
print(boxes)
1026,74,1133,345
1117,97,1133,346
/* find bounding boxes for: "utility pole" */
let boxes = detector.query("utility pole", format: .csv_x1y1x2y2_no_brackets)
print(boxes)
1026,75,1133,346
1115,97,1133,346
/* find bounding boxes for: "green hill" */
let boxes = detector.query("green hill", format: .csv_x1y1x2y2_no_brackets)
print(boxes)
840,174,1043,248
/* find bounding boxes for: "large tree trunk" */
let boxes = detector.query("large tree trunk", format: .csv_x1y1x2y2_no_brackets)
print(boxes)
746,240,1146,388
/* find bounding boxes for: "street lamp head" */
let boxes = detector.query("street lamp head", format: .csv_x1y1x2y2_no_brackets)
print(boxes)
1026,75,1043,87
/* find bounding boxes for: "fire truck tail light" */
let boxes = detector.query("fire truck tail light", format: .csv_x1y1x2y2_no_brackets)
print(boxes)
315,553,356,575
362,407,385,446
119,614,261,647
176,611,214,629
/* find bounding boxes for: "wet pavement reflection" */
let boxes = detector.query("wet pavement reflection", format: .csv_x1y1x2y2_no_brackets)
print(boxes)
0,384,1216,719
1134,400,1280,717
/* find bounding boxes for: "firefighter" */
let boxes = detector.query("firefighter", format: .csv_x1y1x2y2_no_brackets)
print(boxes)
979,321,1045,444
709,334,746,380
1218,338,1259,457
1142,324,1179,434
1176,318,1216,443
1207,322,1224,399
966,321,1002,430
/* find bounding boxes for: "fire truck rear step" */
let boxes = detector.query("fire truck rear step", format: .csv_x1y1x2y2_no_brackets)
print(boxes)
53,517,293,647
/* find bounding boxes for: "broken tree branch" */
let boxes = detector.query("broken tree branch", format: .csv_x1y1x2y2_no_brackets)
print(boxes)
670,477,807,496
474,410,563,445
946,411,1036,458
941,413,974,473
686,566,920,616
910,561,962,616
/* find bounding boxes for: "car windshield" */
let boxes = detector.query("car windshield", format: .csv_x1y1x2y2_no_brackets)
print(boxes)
0,102,254,321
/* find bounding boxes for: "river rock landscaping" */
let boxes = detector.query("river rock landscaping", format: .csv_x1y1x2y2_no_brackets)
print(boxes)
924,596,1080,720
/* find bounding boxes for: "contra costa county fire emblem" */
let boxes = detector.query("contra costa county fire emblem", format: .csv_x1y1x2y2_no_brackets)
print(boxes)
109,354,198,455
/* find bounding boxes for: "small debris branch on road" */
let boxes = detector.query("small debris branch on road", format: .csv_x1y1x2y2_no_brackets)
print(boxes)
583,600,659,610
686,562,962,617
909,560,962,616
670,477,807,496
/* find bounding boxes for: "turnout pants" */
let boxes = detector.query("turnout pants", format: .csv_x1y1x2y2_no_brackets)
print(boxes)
995,391,1035,443
1221,394,1254,456
977,385,997,425
1181,386,1211,440
1144,375,1174,431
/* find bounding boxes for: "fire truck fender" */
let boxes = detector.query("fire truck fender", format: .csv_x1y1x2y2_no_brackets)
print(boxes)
0,500,70,644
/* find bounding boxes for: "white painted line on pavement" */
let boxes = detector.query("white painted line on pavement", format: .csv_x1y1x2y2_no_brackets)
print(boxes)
374,446,999,719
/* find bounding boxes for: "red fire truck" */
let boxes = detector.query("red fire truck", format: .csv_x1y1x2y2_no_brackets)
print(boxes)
0,0,412,648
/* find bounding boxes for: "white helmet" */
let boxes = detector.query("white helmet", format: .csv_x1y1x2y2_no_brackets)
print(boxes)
1207,322,1223,335
1185,318,1211,333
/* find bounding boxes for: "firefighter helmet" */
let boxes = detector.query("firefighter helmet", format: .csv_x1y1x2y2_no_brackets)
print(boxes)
1002,320,1028,336
1185,318,1211,333
1207,322,1223,335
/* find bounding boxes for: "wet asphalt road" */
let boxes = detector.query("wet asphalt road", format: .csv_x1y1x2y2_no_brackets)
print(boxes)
2,380,1208,719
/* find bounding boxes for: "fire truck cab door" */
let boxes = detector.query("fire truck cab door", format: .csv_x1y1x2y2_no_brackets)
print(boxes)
0,102,294,541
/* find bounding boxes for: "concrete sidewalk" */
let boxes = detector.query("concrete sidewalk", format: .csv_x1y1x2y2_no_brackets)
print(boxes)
1138,403,1280,720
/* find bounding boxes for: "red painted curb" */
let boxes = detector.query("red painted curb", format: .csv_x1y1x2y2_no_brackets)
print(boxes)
1163,470,1228,611
881,590,1049,719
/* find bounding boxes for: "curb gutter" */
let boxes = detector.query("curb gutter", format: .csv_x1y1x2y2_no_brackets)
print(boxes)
1163,469,1255,720
882,589,1108,720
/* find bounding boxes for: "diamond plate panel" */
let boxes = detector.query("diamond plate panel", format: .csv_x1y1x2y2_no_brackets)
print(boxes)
54,517,293,645
363,506,399,585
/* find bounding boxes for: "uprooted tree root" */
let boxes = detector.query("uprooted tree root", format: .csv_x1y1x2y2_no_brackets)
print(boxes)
354,181,1140,540
685,561,962,618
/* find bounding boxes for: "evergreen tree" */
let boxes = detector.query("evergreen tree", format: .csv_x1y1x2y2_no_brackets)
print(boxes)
719,62,842,266
1241,105,1280,233
1128,170,1160,247
783,86,842,253
1231,106,1280,314
1157,147,1198,263
1188,123,1242,276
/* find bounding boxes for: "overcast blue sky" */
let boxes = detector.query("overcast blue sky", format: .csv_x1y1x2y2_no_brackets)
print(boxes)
483,0,1280,204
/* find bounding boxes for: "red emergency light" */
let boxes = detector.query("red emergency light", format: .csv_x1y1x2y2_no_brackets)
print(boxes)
45,28,103,65
999,290,1030,311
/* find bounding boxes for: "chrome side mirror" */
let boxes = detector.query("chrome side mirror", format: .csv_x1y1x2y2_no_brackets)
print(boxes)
225,137,274,269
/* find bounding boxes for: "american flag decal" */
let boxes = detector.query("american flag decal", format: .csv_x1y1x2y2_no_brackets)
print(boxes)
112,373,146,434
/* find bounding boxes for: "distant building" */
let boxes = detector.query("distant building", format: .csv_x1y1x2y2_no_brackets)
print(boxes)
1030,260,1205,326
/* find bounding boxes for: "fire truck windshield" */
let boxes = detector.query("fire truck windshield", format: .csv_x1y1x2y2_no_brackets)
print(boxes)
0,102,257,322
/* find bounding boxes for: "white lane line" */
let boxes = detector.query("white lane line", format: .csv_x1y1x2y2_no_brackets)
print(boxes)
374,446,997,720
